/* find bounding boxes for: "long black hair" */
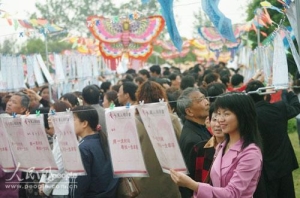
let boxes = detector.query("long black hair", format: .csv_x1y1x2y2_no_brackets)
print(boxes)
214,92,262,150
72,106,109,159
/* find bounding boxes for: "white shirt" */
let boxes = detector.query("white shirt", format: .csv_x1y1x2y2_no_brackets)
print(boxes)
40,136,69,196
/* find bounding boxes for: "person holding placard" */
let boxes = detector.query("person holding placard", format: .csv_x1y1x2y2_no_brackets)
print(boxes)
24,87,50,110
170,93,263,198
0,92,30,197
246,81,300,198
176,87,212,197
134,81,182,198
39,101,72,198
69,106,119,198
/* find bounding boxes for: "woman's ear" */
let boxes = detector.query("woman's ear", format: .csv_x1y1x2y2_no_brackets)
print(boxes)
82,120,89,129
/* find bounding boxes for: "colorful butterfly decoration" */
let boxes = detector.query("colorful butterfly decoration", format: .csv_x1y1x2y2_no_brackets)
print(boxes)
154,40,190,59
87,15,165,62
198,25,242,43
192,49,216,61
189,39,207,50
161,48,190,59
208,39,241,52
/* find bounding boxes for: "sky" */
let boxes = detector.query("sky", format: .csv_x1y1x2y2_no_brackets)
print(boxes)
0,0,249,40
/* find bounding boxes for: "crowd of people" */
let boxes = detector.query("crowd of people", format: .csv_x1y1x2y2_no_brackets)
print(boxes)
0,61,299,198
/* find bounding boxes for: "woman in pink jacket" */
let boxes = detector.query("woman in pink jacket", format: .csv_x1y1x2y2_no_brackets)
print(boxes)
171,92,263,198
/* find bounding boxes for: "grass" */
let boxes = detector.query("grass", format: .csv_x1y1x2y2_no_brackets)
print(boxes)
287,118,300,197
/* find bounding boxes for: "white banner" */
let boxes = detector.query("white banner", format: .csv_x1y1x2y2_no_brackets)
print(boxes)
33,54,45,86
0,118,16,172
0,55,8,90
26,56,35,88
137,102,188,174
285,29,300,73
17,56,26,90
272,32,289,87
91,56,99,77
36,54,54,85
105,106,148,177
286,2,298,44
54,54,66,82
262,45,273,85
26,55,36,88
70,55,76,79
75,56,83,78
6,56,14,91
50,112,85,175
83,56,93,78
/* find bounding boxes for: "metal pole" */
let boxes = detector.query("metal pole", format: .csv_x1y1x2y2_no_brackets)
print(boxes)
295,0,300,51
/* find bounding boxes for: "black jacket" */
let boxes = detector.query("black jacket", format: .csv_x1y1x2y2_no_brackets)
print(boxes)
179,119,212,198
255,91,300,180
69,134,119,198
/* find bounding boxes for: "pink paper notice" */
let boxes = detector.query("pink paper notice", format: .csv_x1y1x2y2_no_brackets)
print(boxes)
137,102,188,174
0,118,16,172
3,115,58,172
50,112,85,176
105,106,148,177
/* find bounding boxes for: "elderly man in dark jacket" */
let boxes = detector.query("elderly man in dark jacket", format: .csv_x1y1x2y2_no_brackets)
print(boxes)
246,80,300,198
177,87,211,198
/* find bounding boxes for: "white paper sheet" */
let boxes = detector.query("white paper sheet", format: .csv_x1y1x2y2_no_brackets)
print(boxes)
137,102,188,174
105,106,148,177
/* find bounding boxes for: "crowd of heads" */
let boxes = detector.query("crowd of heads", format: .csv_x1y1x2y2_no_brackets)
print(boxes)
2,59,299,198
0,60,279,143
0,61,267,119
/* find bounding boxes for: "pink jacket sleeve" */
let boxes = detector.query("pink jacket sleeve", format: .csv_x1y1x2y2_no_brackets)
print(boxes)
195,146,262,198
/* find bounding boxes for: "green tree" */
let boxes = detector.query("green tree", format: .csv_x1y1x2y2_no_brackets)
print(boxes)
119,0,160,16
0,38,19,54
19,37,72,58
33,0,162,36
34,0,119,36
246,0,297,75
246,0,289,48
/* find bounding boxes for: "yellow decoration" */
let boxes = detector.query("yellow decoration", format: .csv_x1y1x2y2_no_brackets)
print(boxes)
77,46,88,54
30,19,38,26
260,1,272,7
189,39,207,50
69,37,78,43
